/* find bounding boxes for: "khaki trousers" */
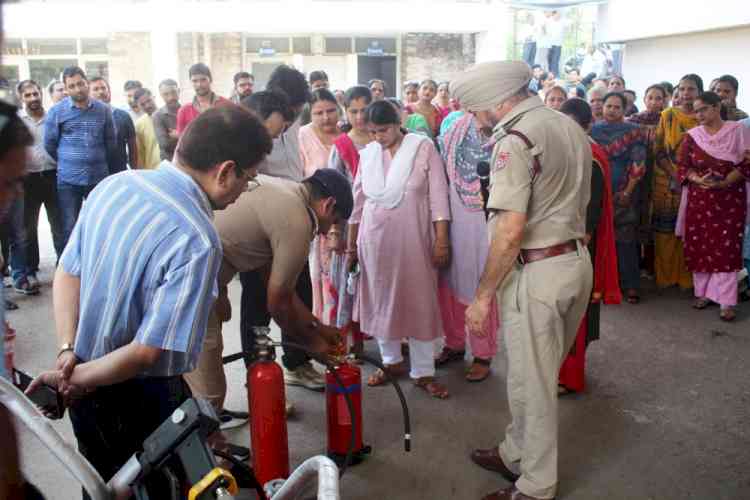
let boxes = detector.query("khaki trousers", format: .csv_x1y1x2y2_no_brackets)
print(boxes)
183,309,226,410
497,244,592,499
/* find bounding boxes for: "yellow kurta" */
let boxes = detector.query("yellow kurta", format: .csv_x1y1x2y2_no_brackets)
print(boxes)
652,107,698,289
135,115,161,169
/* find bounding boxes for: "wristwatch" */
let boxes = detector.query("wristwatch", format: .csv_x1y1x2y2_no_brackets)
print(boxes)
57,342,74,358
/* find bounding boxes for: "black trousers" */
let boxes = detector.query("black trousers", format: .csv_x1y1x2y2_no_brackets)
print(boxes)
239,263,313,370
69,376,190,499
24,170,65,271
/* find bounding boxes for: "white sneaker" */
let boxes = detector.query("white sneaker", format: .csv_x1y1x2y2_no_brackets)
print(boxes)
284,362,325,391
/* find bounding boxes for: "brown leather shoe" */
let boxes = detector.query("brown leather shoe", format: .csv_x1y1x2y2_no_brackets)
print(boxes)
481,485,554,500
470,448,520,483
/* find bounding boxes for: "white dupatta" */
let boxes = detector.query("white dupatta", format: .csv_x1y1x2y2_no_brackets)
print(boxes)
359,133,427,209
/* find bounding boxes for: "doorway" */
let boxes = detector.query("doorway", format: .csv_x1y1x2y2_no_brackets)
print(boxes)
357,55,397,99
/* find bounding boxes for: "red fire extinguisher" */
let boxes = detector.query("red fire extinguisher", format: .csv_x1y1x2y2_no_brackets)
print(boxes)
248,329,289,487
326,359,371,466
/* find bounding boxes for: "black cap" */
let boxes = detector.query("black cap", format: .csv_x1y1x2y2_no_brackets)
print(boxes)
305,168,354,220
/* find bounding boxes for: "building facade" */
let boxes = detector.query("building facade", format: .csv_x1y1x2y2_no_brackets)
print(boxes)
597,0,750,110
3,0,509,107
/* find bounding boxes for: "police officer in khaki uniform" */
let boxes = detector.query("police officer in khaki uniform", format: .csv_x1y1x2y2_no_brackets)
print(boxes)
452,61,593,500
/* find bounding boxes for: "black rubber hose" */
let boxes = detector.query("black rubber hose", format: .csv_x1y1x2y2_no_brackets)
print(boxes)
212,449,268,500
272,341,357,479
354,353,411,453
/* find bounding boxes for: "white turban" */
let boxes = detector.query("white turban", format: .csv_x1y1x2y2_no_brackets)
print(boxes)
450,61,532,112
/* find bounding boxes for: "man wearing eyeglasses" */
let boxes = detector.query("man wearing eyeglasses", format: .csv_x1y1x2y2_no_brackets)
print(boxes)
183,169,349,420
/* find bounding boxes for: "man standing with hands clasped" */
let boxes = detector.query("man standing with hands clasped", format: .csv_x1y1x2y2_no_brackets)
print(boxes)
27,106,274,496
453,61,593,500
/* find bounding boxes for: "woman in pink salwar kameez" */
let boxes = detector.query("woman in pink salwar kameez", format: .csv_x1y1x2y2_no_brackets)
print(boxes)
299,89,341,325
347,100,452,399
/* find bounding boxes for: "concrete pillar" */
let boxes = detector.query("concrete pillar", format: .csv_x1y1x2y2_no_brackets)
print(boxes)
150,28,179,90
475,28,508,63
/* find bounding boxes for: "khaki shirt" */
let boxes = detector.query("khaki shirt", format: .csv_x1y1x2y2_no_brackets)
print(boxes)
486,96,591,249
214,175,317,291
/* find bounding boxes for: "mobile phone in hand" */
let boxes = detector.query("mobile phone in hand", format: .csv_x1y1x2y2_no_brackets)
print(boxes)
12,368,65,419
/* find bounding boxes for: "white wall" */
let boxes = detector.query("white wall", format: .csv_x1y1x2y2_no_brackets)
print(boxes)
3,0,509,37
597,0,750,42
622,26,750,111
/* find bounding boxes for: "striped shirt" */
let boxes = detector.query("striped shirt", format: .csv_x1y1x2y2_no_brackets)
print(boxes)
44,96,117,186
60,161,222,376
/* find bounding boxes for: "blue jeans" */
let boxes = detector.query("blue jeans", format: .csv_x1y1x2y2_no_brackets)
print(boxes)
57,182,96,252
6,197,30,284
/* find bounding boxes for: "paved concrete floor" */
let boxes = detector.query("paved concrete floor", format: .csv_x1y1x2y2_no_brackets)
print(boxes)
7,218,750,499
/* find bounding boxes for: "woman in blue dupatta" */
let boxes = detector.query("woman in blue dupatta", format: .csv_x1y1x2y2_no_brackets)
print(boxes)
592,92,647,303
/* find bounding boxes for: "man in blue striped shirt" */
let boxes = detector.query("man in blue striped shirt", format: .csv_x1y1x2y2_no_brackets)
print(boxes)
28,105,273,493
44,66,117,252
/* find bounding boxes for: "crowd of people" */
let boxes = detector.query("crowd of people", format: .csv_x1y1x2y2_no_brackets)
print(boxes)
1,54,749,500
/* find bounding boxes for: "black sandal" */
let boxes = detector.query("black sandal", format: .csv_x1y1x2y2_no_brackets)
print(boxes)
435,347,466,366
5,299,18,310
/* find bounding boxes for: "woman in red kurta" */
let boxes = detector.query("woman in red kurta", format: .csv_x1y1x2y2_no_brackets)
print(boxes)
676,92,750,321
559,98,621,393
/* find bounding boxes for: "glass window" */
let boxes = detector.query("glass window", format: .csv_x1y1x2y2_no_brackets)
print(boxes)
81,38,108,55
292,37,311,55
85,61,109,80
27,38,78,56
325,37,352,54
30,59,79,89
245,37,290,54
355,37,396,54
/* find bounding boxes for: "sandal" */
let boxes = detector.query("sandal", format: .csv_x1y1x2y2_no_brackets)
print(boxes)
693,298,711,310
5,299,18,310
414,377,450,399
435,347,466,367
367,363,405,387
719,308,736,322
465,358,491,382
626,290,640,304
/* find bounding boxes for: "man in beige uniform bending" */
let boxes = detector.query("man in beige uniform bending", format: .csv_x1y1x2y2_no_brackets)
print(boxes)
454,61,593,500
184,168,350,421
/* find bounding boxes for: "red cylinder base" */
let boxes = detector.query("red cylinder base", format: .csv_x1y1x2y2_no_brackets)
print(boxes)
326,362,368,462
248,360,290,486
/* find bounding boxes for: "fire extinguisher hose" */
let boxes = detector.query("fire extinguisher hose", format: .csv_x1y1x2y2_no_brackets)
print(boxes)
222,343,357,479
275,343,412,455
222,342,412,478
273,341,358,478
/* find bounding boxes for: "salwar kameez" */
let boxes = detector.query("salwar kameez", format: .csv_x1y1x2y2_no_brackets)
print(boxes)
351,135,451,379
327,135,366,346
299,124,339,324
653,107,697,289
559,142,621,392
591,121,647,293
437,113,498,360
676,130,750,307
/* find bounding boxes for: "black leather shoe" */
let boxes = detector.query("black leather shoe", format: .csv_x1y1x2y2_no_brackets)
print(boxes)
482,485,554,500
470,447,520,483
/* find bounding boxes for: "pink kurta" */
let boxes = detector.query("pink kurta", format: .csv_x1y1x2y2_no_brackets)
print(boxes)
299,124,334,178
298,124,338,322
350,137,451,341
